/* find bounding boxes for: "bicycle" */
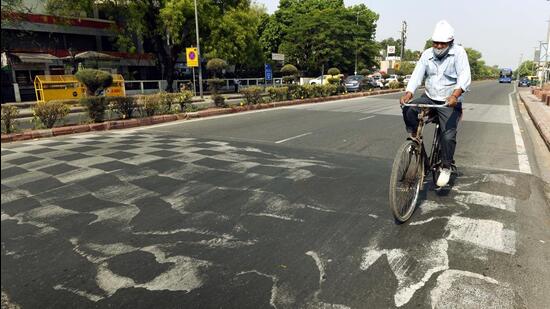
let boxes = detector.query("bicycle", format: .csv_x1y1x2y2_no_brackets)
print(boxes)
389,103,457,223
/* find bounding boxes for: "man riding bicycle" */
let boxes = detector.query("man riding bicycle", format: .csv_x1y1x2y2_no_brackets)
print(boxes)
399,20,471,187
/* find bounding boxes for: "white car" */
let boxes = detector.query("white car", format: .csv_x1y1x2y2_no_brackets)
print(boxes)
403,75,412,85
384,74,399,86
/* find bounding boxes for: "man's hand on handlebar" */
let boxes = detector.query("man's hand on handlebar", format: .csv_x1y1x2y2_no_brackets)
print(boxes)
400,92,413,105
446,95,458,107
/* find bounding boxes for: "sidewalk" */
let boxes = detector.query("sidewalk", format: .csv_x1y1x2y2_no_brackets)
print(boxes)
518,88,550,151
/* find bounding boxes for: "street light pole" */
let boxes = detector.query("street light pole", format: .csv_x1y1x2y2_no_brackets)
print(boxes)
193,0,203,98
355,12,359,75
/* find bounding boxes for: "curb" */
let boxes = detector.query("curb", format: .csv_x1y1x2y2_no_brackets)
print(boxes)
518,91,550,151
1,89,403,143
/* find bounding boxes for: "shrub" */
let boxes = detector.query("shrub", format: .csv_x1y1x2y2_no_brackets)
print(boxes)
75,69,113,96
240,86,263,105
33,100,70,128
158,91,174,114
80,97,108,123
173,90,193,112
282,76,296,84
137,94,162,117
287,84,302,99
108,96,137,119
359,68,370,76
388,81,403,89
206,58,227,78
327,67,340,76
207,78,225,94
1,105,19,134
360,80,374,91
321,84,338,96
281,64,298,77
327,77,340,85
267,87,288,101
212,94,226,107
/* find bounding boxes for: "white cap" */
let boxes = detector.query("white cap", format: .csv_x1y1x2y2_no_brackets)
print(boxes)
431,20,454,42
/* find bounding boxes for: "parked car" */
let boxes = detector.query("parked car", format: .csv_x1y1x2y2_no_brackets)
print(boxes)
517,77,530,87
344,75,364,92
362,77,379,89
309,74,344,85
403,75,412,85
370,75,385,88
384,74,399,87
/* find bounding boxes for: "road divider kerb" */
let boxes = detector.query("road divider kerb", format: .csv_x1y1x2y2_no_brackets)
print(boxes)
1,88,404,143
518,90,550,151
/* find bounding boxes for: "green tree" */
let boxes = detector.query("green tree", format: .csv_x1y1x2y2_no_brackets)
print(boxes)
45,0,257,90
260,1,378,76
517,60,536,77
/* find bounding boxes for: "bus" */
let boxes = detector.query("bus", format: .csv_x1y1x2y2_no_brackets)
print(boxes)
499,68,513,83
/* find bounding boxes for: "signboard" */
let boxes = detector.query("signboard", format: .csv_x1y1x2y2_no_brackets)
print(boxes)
272,53,285,61
265,64,272,81
387,46,396,55
186,47,199,67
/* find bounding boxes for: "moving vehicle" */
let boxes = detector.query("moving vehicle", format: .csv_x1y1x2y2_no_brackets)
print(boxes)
498,68,513,83
389,102,456,222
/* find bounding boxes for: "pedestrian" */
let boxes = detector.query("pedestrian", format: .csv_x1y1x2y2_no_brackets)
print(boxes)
399,20,471,187
234,78,240,93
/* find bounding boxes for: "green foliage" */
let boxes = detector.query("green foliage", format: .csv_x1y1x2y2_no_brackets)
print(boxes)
212,94,226,107
327,67,340,76
207,79,225,94
397,61,416,75
281,64,299,76
267,1,379,76
388,81,403,89
240,86,264,105
33,100,70,129
108,96,137,119
282,76,296,84
75,69,113,96
137,94,162,117
80,97,108,123
206,58,228,77
327,77,340,85
204,5,266,70
287,84,302,100
1,105,19,134
517,61,536,77
359,68,370,76
267,87,289,101
173,90,193,112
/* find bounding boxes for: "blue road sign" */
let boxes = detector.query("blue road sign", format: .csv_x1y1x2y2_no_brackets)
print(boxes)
265,64,272,81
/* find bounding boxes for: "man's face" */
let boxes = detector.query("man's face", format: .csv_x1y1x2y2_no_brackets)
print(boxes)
432,41,450,49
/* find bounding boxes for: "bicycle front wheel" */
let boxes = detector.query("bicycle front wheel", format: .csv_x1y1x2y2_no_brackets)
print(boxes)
389,140,424,223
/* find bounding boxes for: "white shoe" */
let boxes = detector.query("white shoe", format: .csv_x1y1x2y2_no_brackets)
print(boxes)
436,168,451,187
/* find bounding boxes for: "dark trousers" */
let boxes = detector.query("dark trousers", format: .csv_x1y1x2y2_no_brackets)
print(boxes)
402,94,462,168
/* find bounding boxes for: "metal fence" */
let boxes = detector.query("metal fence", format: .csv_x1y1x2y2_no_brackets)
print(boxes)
124,78,284,96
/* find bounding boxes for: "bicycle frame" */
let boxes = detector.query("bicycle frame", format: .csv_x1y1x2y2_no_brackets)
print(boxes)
402,103,448,179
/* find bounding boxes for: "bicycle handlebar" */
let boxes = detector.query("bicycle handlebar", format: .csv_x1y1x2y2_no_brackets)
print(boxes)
402,103,449,108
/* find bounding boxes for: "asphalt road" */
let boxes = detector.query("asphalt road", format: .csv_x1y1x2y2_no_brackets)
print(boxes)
2,81,549,308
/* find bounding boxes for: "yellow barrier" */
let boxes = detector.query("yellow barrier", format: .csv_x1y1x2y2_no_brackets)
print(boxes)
34,74,125,103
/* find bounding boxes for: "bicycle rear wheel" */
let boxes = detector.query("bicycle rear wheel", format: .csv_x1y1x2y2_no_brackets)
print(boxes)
389,140,424,222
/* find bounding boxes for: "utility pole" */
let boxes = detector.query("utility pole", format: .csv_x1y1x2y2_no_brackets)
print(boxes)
354,12,359,76
193,0,203,98
400,21,407,61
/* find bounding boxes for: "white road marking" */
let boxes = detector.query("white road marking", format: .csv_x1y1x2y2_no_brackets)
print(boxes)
358,115,376,121
446,216,516,254
275,132,312,144
454,190,516,212
508,85,531,174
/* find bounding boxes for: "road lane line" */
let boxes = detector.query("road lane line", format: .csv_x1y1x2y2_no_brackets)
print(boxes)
275,132,312,144
508,85,532,174
358,115,375,121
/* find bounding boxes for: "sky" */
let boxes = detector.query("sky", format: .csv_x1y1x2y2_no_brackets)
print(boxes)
256,0,550,69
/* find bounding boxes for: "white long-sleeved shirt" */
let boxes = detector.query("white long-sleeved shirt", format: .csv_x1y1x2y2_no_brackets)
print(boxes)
405,44,471,101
